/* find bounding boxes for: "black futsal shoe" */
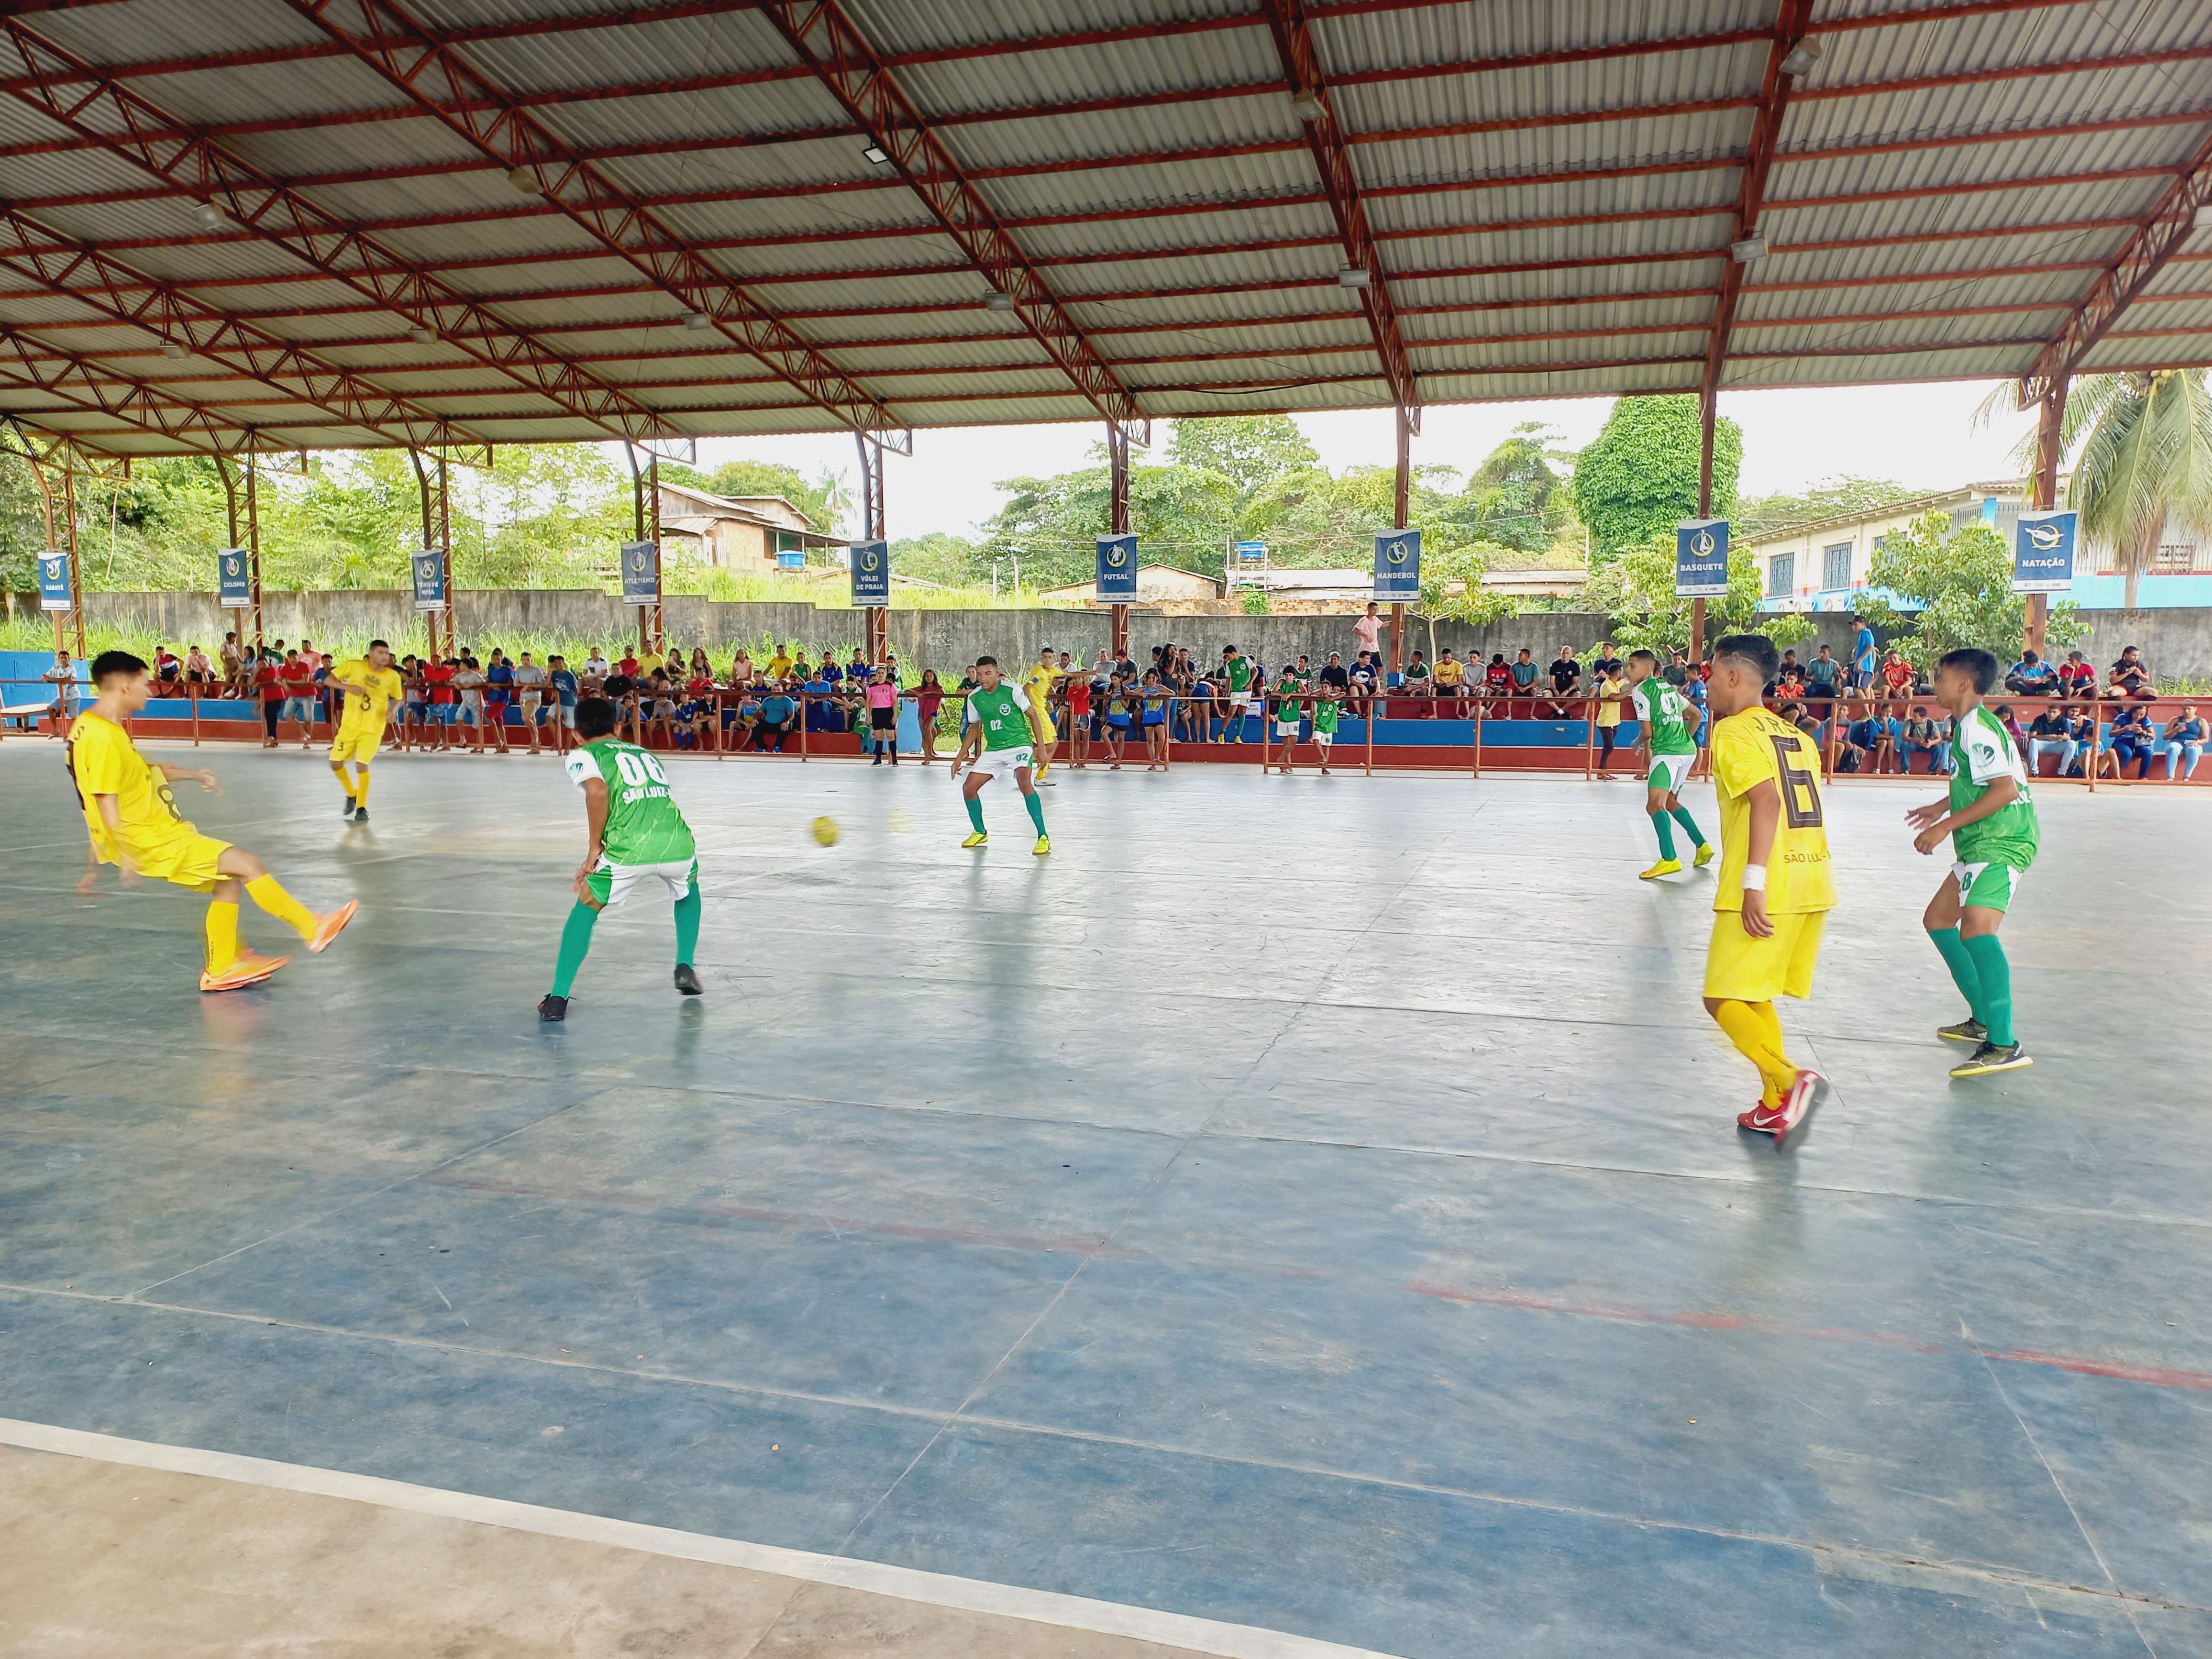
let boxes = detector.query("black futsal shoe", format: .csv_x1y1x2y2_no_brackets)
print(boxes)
537,993,568,1022
674,963,703,995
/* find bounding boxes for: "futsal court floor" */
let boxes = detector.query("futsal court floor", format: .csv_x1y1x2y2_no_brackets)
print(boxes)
1,740,2207,1658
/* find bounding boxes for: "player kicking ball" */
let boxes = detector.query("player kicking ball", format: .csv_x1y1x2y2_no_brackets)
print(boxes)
1906,647,2038,1076
67,651,356,992
952,655,1050,854
324,640,405,823
1700,634,1835,1146
1622,648,1713,877
538,694,703,1022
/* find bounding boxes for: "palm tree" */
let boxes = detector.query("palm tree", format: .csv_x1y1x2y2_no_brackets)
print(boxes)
1979,370,2212,608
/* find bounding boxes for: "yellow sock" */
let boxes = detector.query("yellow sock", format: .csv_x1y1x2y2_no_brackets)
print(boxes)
352,766,370,807
204,900,240,973
1713,999,1797,1106
331,760,354,801
246,873,318,940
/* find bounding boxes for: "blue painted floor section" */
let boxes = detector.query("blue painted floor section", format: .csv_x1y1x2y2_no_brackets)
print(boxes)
2,741,2208,1657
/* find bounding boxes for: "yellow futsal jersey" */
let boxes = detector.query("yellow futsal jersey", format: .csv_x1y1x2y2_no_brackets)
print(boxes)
1024,663,1062,724
334,659,404,730
65,711,195,863
1710,705,1836,915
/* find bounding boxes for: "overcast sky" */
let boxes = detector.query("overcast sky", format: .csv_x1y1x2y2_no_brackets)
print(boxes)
691,381,2045,542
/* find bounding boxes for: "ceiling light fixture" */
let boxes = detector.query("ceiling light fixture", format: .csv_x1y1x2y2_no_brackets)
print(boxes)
984,292,1015,311
2195,202,2212,229
1779,38,1822,77
193,202,226,232
1289,89,1324,123
507,166,541,195
1730,235,1770,262
1337,267,1371,289
682,310,711,331
161,342,188,359
408,327,437,345
861,144,890,165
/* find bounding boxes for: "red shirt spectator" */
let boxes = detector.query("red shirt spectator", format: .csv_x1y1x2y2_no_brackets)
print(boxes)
255,660,283,702
423,661,457,704
278,657,314,696
617,653,641,680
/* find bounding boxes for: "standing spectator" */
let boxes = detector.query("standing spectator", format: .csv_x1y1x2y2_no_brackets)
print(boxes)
2026,704,2077,776
2101,701,2155,778
219,630,246,696
1318,651,1351,702
1141,670,1170,770
1898,706,1949,774
296,638,321,674
1270,659,1305,772
2107,646,2156,699
43,649,81,725
865,667,899,764
254,649,284,746
1310,682,1341,773
512,651,548,752
545,655,578,753
422,653,457,749
482,648,514,754
1508,647,1539,717
916,668,948,764
1221,644,1252,730
452,654,488,753
1592,656,1626,777
1546,643,1582,718
1058,669,1090,766
1352,600,1383,666
584,645,611,681
2006,649,2059,697
1662,648,1691,688
1849,612,1877,690
1102,674,1132,767
2159,703,2206,780
278,648,316,748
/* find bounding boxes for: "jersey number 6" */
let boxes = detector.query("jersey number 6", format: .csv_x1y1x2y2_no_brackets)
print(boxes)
1768,734,1824,828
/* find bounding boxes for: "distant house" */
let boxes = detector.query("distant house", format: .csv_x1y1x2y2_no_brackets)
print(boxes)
1040,564,1222,605
1743,478,2212,611
653,480,845,572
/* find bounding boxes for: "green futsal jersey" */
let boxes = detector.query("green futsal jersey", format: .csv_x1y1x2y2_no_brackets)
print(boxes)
566,738,697,866
1949,704,2039,868
1630,677,1696,755
1313,698,1341,735
965,682,1034,750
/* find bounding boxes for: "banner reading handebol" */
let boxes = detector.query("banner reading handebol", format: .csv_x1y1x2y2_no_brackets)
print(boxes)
1675,519,1729,597
621,540,660,605
850,539,890,607
1373,527,1420,600
410,550,445,613
1096,532,1138,601
38,549,71,611
218,549,252,607
2013,509,2077,593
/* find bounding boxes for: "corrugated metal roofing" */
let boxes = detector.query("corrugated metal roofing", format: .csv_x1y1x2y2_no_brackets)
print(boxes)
0,0,2205,459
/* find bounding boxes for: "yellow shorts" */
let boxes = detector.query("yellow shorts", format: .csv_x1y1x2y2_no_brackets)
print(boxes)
329,723,385,765
121,830,232,893
1703,909,1828,1003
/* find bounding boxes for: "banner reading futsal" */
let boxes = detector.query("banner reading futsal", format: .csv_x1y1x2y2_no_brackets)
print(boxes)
410,550,445,613
850,539,890,607
1373,528,1420,601
1096,533,1138,600
218,549,251,607
1675,519,1729,597
38,549,71,611
621,541,659,605
2013,510,2077,593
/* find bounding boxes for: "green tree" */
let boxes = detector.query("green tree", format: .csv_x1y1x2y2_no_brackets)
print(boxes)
1164,415,1316,498
1858,511,2083,671
1571,396,1741,562
890,530,984,586
980,454,1238,585
2056,372,2212,610
1415,538,1518,658
1735,476,1923,536
1578,531,1813,654
1444,422,1571,553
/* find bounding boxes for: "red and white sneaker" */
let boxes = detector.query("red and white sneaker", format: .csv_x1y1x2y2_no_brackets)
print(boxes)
1736,1099,1788,1136
1739,1070,1825,1146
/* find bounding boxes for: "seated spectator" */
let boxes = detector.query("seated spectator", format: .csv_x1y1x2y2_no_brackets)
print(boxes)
1402,649,1431,712
1484,652,1513,708
1898,706,1950,774
1546,645,1582,717
1993,703,2027,749
1841,699,1891,773
1319,651,1351,699
2159,704,2207,780
219,630,247,696
183,644,213,688
2101,702,2155,778
1775,651,1806,698
1779,699,1823,744
2107,645,2156,699
1880,648,1917,701
2026,705,2077,776
1349,652,1379,722
754,682,796,751
1508,647,1539,717
1432,647,1465,713
2006,649,2059,696
2057,649,2097,700
1804,644,1842,714
2065,705,2098,776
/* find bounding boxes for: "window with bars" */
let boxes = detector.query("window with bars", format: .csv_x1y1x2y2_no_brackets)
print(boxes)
1767,552,1795,597
1823,542,1852,591
2153,542,2201,574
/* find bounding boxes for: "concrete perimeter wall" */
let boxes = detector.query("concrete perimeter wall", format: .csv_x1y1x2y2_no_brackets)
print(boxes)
9,589,2205,680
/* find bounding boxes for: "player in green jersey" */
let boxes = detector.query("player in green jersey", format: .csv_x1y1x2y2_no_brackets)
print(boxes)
1311,692,1341,774
953,655,1051,854
539,686,703,1021
1906,647,2039,1076
1623,649,1713,879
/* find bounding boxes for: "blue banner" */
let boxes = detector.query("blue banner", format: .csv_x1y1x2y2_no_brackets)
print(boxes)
621,540,659,605
1096,532,1138,600
1234,539,1267,562
850,539,890,607
38,550,71,611
218,549,251,606
2013,510,2077,594
1373,528,1420,600
1675,519,1729,597
410,549,446,613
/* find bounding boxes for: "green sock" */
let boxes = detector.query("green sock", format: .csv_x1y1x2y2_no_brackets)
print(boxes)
1963,931,2014,1047
965,795,986,835
674,873,701,967
1650,810,1676,859
1670,805,1706,850
550,901,599,997
1929,926,1983,1024
1024,791,1047,837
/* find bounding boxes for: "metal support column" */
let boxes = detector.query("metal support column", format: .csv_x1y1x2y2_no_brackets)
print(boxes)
1390,405,1410,677
60,463,83,658
1108,420,1131,663
1693,394,1717,664
649,453,663,657
856,431,888,663
244,449,263,656
2025,376,2069,659
410,448,453,661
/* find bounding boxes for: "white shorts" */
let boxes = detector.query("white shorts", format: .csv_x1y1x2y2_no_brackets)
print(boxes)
587,856,697,909
1648,752,1695,793
971,745,1034,780
1275,719,1302,738
1315,732,1334,749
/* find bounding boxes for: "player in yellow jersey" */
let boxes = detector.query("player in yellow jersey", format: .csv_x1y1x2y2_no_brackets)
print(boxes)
1701,634,1836,1147
1023,645,1071,783
325,639,405,824
67,651,359,992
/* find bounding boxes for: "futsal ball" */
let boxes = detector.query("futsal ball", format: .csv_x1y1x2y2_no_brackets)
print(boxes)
812,815,839,847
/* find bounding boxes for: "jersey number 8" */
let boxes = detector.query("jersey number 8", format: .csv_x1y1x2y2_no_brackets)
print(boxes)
613,750,668,787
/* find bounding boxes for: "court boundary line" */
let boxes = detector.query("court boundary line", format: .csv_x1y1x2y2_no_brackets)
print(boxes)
0,1416,1403,1659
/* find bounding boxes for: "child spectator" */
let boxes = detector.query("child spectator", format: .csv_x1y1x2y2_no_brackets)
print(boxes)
866,667,900,764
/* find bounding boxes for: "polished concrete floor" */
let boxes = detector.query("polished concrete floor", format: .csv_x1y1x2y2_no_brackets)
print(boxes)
1,741,2207,1658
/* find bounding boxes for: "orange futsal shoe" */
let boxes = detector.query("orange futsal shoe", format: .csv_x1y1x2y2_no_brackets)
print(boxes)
199,952,289,993
308,898,360,954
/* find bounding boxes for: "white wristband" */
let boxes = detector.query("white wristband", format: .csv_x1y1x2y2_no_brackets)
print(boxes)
1740,864,1768,892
